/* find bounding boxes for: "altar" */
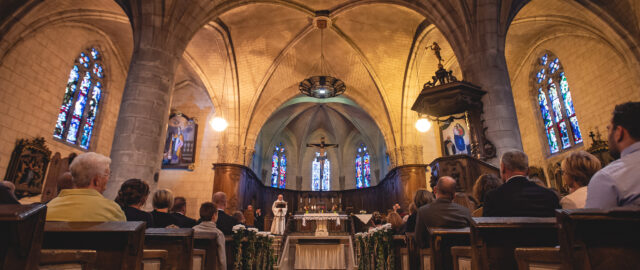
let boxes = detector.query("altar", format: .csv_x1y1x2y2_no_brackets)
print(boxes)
293,213,349,236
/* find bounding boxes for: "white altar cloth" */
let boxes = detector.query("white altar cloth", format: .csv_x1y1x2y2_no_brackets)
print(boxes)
294,244,345,269
354,214,372,224
294,213,348,226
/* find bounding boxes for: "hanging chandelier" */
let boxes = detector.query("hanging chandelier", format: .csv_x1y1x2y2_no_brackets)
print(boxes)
299,15,346,98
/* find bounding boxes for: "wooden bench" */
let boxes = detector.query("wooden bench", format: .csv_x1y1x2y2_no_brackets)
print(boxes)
144,228,194,270
514,247,561,270
470,217,558,270
142,249,168,270
426,227,470,270
451,246,472,270
43,221,146,270
0,204,47,270
556,209,640,270
39,249,97,270
192,249,206,270
194,231,223,270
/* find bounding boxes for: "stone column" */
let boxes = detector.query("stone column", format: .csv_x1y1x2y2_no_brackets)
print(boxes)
104,46,181,199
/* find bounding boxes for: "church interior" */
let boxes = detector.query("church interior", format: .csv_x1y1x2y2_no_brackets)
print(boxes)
1,0,640,269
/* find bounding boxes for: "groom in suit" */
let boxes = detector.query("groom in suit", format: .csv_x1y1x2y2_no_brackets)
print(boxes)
483,150,560,217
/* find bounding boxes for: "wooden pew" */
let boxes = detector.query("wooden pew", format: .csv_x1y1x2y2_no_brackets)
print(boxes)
144,228,194,270
514,247,561,270
556,209,640,270
0,204,47,270
426,227,470,270
192,249,206,270
451,246,472,270
470,217,558,270
194,231,222,270
39,249,97,270
142,249,168,270
42,221,146,270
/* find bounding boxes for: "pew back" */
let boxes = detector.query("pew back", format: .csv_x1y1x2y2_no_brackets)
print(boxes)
556,209,640,270
42,221,146,270
427,227,470,270
0,204,47,270
144,228,194,270
193,231,221,270
470,217,557,270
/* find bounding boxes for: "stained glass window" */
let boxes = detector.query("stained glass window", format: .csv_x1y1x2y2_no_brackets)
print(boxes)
54,48,105,149
355,144,371,189
534,53,582,154
312,152,330,191
270,143,286,188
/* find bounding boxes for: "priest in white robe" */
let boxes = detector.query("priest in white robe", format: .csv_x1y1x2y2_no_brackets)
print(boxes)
270,194,287,235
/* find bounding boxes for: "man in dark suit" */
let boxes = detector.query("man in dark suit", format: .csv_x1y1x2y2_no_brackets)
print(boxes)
415,176,472,248
483,150,560,217
170,196,197,228
254,208,264,231
213,191,240,235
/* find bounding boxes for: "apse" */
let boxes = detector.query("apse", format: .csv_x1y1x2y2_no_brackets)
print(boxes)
252,95,388,191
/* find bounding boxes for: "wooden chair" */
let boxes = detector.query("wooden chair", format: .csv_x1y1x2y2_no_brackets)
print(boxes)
39,249,97,270
470,217,558,270
193,231,222,270
514,247,561,270
556,209,640,270
451,246,472,270
43,221,146,270
427,227,470,270
144,228,194,270
0,204,47,270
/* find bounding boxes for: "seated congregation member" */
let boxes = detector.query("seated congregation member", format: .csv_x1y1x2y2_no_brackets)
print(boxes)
483,150,560,217
47,152,126,221
171,196,197,228
453,192,477,211
560,151,601,209
244,204,255,226
232,211,246,225
150,189,180,228
471,174,502,217
403,203,415,223
371,211,383,226
192,202,226,270
405,189,434,233
386,211,405,234
0,181,19,204
587,102,640,208
415,176,472,248
115,178,154,227
213,191,239,235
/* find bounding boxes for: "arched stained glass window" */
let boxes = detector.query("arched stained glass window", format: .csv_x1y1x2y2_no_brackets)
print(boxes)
270,143,286,188
312,152,330,191
534,53,582,154
355,144,371,188
53,48,105,149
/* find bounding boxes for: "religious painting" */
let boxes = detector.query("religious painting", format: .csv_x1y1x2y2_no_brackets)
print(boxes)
4,137,52,196
162,112,197,170
440,117,471,156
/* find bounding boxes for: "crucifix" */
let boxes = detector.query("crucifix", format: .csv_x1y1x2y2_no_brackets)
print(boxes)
306,136,338,191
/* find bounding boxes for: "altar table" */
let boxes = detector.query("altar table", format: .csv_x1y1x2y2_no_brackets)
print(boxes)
293,213,348,236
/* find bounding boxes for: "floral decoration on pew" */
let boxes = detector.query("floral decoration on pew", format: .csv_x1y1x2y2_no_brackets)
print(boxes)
232,224,276,270
355,223,395,270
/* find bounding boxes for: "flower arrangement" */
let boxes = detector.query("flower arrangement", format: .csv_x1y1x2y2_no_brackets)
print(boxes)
354,223,395,270
232,225,276,270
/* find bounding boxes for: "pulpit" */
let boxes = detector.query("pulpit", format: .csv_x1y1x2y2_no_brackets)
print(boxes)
429,155,499,191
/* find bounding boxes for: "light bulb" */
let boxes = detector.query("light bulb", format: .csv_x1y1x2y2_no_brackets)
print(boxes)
210,117,228,132
415,118,431,133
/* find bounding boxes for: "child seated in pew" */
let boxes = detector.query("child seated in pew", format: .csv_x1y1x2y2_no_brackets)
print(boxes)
193,202,226,269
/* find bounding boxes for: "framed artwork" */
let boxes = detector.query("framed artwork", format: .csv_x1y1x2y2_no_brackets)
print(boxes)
439,116,471,156
162,112,197,170
4,137,52,196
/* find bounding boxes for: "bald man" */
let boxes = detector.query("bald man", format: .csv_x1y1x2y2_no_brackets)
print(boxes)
414,176,472,248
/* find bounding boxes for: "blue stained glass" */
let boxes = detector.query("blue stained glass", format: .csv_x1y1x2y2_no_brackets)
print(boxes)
312,153,320,191
363,151,370,188
538,89,553,128
548,84,563,122
558,121,571,149
279,149,286,189
570,116,583,144
536,68,546,83
79,53,90,68
540,54,548,65
79,82,102,149
91,48,100,60
93,63,104,78
66,119,80,143
54,66,80,138
322,158,330,191
270,149,279,187
549,58,559,74
547,128,559,154
355,154,363,189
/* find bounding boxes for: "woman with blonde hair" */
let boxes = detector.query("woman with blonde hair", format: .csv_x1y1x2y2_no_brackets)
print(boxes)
149,189,180,228
560,151,602,209
471,174,502,217
386,211,405,234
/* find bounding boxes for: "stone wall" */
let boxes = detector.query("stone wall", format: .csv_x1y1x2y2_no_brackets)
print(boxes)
0,25,128,181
